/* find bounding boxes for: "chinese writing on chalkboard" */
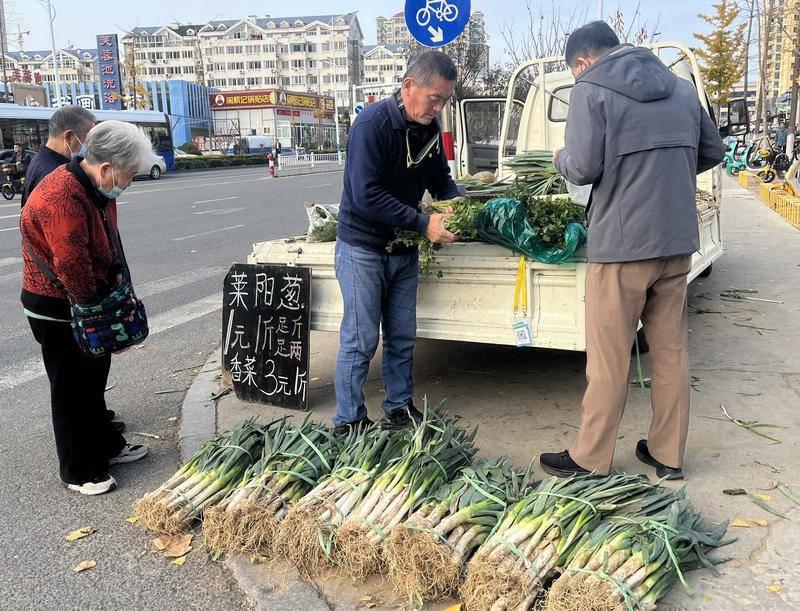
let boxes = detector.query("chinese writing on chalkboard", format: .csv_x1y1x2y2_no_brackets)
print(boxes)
222,264,311,409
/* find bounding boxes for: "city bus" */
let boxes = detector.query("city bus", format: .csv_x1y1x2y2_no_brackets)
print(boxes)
0,105,174,168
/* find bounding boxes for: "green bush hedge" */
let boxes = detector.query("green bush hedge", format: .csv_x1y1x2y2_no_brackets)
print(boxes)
178,142,203,156
175,154,268,171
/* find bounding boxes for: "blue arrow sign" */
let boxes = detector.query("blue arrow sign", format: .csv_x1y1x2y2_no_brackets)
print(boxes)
405,0,470,48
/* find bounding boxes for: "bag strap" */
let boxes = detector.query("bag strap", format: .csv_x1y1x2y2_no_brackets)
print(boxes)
22,242,73,303
98,207,129,270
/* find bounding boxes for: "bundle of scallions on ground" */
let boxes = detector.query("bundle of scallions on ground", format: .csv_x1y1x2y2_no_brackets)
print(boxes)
134,418,266,533
334,405,477,579
202,416,335,556
461,474,733,611
135,409,733,611
274,424,410,574
383,457,534,607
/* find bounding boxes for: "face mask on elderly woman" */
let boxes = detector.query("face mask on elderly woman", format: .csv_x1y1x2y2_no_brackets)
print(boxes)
97,166,126,200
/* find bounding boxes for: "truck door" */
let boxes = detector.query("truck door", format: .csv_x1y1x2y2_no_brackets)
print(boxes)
456,97,523,177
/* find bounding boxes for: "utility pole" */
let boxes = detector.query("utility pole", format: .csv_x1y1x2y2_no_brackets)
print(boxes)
598,0,604,20
40,0,62,107
0,1,9,102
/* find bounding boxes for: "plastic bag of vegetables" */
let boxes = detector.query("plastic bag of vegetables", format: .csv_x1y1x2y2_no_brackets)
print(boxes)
476,196,587,264
304,202,339,243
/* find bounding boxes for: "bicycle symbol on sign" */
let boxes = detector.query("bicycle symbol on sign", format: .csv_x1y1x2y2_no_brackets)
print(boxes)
416,0,459,27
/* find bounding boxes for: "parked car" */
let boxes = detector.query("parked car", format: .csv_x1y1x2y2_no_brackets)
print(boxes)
0,148,36,163
135,152,166,180
174,148,199,158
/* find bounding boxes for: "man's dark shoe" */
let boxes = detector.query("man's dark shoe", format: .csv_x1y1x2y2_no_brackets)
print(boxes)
539,450,590,478
383,402,424,430
106,409,116,421
635,440,684,480
111,420,126,434
334,417,373,436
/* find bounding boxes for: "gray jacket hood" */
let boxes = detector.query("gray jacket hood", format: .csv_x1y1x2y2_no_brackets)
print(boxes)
578,44,676,102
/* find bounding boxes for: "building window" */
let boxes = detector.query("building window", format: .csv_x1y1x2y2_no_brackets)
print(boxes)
227,62,245,71
264,60,276,69
247,61,262,70
278,44,289,53
292,59,304,69
291,43,305,53
281,76,290,86
247,77,262,86
265,76,277,85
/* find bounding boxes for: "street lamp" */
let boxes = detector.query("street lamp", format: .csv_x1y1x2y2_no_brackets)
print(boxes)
35,0,62,107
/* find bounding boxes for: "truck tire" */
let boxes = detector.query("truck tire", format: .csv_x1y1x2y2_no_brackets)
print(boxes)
698,263,712,278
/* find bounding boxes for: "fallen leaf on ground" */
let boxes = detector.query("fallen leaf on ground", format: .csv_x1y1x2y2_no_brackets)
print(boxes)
768,584,783,593
730,519,751,528
752,493,772,502
172,555,188,566
65,526,95,541
750,519,768,527
167,416,178,422
310,377,320,382
152,535,172,551
163,533,193,558
73,560,96,573
445,605,463,611
126,517,139,524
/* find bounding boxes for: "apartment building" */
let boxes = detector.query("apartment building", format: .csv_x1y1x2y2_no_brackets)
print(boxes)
121,14,363,116
362,44,408,100
2,48,99,86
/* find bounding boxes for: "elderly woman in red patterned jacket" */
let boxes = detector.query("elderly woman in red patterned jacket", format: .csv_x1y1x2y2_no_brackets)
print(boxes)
20,120,153,496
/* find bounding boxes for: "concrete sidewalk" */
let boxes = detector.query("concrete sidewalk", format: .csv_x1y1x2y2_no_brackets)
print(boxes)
183,176,800,609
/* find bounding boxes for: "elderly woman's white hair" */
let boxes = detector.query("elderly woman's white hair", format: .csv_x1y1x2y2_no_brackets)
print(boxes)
83,120,153,173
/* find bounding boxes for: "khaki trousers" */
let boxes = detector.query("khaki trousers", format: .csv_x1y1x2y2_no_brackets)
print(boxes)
571,256,691,475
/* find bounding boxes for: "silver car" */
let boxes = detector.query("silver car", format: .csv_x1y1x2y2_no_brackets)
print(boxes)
136,152,167,180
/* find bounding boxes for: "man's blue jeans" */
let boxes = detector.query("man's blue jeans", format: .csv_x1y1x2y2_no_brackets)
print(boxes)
333,239,419,426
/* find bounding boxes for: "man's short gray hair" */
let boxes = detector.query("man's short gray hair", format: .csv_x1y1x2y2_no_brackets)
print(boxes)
404,51,457,87
48,106,96,139
83,120,153,173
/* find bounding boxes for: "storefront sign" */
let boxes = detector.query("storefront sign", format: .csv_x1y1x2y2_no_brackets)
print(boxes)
96,34,123,110
210,89,334,111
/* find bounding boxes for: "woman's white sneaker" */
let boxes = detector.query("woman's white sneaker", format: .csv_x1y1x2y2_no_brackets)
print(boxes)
66,475,117,496
109,444,148,465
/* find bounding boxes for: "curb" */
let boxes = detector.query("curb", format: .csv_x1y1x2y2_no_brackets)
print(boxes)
179,350,331,610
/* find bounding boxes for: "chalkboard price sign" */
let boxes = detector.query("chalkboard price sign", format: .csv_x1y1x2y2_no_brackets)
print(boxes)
222,263,311,409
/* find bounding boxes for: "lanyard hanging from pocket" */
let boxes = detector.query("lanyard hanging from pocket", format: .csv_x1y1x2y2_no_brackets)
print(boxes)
512,255,533,347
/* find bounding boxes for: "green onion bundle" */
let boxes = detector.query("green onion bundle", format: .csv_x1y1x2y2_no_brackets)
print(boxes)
202,416,335,557
134,418,266,534
461,474,663,610
384,458,534,606
503,151,567,196
335,404,478,580
274,424,409,574
545,496,733,611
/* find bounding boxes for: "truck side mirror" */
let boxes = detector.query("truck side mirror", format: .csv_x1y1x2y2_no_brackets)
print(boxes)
727,99,748,129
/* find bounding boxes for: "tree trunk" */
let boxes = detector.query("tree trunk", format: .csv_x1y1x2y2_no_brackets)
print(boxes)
788,17,800,142
760,0,775,137
743,1,755,138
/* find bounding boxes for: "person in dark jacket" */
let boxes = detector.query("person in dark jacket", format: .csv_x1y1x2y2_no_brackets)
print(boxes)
333,51,460,434
540,22,724,480
20,121,153,496
21,105,96,208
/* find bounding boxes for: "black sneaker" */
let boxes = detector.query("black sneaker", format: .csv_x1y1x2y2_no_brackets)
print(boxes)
333,417,373,436
111,420,126,434
635,440,684,480
383,402,424,430
539,450,590,478
106,409,116,421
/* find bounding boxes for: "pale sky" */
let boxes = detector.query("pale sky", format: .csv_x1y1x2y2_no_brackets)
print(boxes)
9,0,717,61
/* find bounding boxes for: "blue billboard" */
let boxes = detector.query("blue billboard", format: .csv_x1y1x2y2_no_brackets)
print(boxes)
96,33,123,110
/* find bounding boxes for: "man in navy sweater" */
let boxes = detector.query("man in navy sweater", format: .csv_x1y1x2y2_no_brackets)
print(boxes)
22,105,96,208
334,51,460,434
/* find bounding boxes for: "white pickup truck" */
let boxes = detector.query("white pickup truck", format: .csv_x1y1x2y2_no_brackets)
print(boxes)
250,43,747,351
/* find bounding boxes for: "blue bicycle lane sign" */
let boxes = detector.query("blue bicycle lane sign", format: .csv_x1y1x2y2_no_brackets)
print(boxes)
405,0,471,48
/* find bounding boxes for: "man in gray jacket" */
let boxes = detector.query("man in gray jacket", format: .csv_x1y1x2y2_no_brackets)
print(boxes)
540,22,724,480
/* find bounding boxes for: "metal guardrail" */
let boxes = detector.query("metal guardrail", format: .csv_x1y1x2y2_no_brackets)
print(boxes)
278,152,346,167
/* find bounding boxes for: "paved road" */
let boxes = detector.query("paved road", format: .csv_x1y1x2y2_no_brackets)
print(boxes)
0,167,344,608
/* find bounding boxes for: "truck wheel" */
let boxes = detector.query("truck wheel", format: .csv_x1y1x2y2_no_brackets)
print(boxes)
698,263,712,278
